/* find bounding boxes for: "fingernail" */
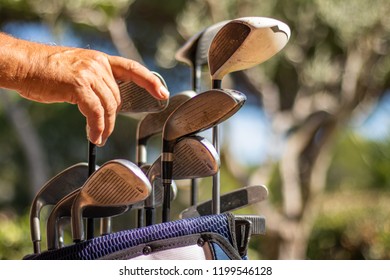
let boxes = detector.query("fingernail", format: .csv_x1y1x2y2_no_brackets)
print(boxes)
97,138,106,147
86,125,102,146
159,85,170,99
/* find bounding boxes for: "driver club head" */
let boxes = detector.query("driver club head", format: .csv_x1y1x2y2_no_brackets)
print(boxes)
118,71,168,113
29,162,90,254
46,189,129,250
71,159,151,242
209,17,291,80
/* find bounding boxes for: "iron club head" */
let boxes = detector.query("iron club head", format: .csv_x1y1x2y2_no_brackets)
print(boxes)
180,185,268,218
136,90,196,166
118,71,169,113
29,162,90,254
160,89,245,221
46,189,129,250
71,159,151,242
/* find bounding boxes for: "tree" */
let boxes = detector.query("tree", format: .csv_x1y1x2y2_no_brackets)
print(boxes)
169,0,390,259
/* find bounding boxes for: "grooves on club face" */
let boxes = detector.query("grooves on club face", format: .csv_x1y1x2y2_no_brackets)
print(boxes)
136,91,196,166
30,162,89,254
117,71,168,113
46,189,128,250
195,20,230,67
162,89,246,142
179,185,268,219
152,136,219,182
145,136,219,225
71,159,151,242
208,17,291,80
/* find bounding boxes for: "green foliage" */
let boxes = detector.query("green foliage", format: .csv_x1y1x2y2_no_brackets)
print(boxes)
0,212,31,260
328,131,390,191
307,191,390,259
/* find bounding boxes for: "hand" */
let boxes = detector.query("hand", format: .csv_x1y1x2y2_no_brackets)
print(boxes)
0,33,169,146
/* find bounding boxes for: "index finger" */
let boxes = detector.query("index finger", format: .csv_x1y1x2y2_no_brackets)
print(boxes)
108,56,170,100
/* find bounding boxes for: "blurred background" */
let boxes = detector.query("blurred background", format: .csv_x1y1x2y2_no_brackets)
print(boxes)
1,0,390,260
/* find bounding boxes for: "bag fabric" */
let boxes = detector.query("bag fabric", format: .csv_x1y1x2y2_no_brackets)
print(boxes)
24,213,245,260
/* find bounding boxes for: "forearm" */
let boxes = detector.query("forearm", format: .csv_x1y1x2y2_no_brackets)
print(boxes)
0,32,42,92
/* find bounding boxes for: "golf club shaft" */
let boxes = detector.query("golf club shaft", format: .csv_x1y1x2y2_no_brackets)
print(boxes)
212,79,222,214
86,141,96,239
190,64,202,206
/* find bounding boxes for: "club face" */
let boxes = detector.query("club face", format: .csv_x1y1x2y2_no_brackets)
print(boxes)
195,20,230,67
180,185,269,218
150,136,220,181
137,91,196,143
118,72,168,113
209,17,291,80
71,159,151,241
30,162,89,253
163,89,246,142
77,159,151,207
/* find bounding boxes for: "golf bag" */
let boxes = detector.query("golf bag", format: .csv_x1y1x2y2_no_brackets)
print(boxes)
24,213,264,260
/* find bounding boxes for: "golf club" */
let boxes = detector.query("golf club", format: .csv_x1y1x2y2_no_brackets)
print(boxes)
161,88,245,222
180,185,268,218
29,162,89,254
86,72,168,238
175,20,228,206
147,135,220,225
46,189,129,250
208,16,290,214
134,90,195,227
71,159,151,242
118,71,169,113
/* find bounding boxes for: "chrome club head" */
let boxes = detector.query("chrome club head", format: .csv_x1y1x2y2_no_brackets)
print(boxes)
150,136,220,182
46,189,128,250
136,90,196,166
30,162,89,254
180,185,269,218
161,89,245,222
147,136,220,224
71,159,151,242
162,89,246,142
118,71,168,113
